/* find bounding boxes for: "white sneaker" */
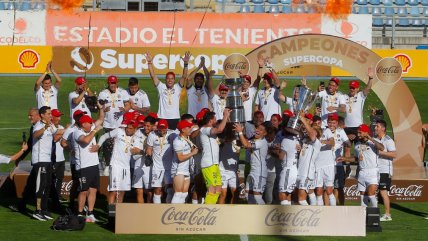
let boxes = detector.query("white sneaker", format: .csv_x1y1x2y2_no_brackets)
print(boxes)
380,214,392,222
86,214,99,223
103,166,109,176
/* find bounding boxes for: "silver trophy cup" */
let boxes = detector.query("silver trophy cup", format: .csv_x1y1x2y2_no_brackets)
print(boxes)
286,86,317,134
224,78,245,123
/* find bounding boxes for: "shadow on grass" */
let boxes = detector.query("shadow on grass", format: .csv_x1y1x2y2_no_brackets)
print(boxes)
390,202,428,217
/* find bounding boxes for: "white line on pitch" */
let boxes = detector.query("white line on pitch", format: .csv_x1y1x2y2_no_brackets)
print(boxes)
0,127,27,130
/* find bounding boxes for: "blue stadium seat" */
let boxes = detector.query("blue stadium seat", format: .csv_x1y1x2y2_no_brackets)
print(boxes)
269,5,280,13
381,0,393,6
422,0,428,6
423,7,428,15
358,6,369,14
280,0,291,3
235,0,246,4
253,0,264,3
408,0,420,6
356,0,368,5
370,0,381,5
397,7,408,16
384,6,395,15
33,2,46,10
0,2,5,10
282,5,292,13
268,0,279,3
394,0,406,6
398,18,410,26
373,18,384,26
410,5,423,25
372,6,382,15
254,4,265,13
240,5,250,12
294,4,305,13
19,0,31,11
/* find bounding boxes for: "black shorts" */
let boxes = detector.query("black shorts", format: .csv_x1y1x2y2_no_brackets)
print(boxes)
379,173,392,191
71,163,80,181
79,165,100,191
165,119,180,130
334,166,345,189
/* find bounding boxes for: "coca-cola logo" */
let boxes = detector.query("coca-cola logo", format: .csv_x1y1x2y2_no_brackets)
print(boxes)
375,57,402,85
61,180,73,195
389,184,423,198
223,53,250,78
344,184,360,198
265,208,321,227
161,207,218,226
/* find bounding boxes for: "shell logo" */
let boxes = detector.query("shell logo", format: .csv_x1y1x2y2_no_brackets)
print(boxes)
394,53,412,74
18,49,40,69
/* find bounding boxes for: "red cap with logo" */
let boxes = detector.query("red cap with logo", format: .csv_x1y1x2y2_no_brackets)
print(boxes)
75,77,86,85
330,77,340,86
196,108,209,122
51,109,63,117
137,115,146,123
243,75,251,83
157,119,168,129
177,120,193,131
359,124,371,134
79,115,93,125
349,80,360,89
282,109,294,117
123,112,136,122
328,113,339,121
304,113,313,120
107,75,118,84
219,84,229,91
122,119,139,128
73,110,87,119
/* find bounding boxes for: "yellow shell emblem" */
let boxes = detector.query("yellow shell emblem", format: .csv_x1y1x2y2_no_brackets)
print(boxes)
18,49,39,69
393,54,412,74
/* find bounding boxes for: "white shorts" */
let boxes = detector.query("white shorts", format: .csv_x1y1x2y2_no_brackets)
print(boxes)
246,173,266,193
278,166,297,193
296,175,315,191
221,169,238,189
108,166,131,192
314,166,335,188
357,168,379,192
132,165,152,189
151,169,165,188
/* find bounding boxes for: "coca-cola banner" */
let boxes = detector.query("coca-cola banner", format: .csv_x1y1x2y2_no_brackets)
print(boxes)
344,179,428,202
115,204,366,236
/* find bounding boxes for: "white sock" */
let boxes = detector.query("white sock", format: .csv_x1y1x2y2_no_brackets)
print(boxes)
181,192,188,203
360,195,368,207
369,195,378,207
254,195,265,205
192,199,198,204
308,193,317,205
247,194,256,204
153,194,162,204
171,192,182,204
280,200,290,205
166,188,174,203
316,195,324,206
299,200,309,205
328,194,337,206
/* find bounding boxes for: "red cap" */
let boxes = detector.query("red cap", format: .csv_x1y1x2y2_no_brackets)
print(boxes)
75,77,86,85
270,114,282,122
51,109,63,117
73,110,87,119
330,77,340,86
349,80,360,89
328,113,339,121
282,109,294,117
148,112,158,120
304,113,313,120
177,120,193,131
157,119,168,129
359,124,371,134
137,115,146,123
123,112,135,122
263,72,273,80
107,75,118,84
219,84,229,91
122,119,139,128
243,75,251,83
196,108,209,122
79,115,93,125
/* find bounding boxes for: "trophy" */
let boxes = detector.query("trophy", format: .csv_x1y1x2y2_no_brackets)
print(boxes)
224,77,245,123
285,86,317,135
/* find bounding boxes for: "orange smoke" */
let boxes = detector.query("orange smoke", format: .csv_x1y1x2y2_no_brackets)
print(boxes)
48,0,84,11
324,0,353,20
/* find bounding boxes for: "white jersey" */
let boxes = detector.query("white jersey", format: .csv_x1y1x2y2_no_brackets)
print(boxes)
375,135,396,175
127,89,150,112
104,128,134,169
283,96,296,113
242,87,258,122
219,141,240,172
156,82,182,119
354,140,378,170
280,135,300,169
187,86,209,117
62,125,77,164
315,128,335,168
339,91,367,128
172,135,193,176
255,87,281,121
199,127,220,168
54,125,65,162
31,121,56,164
35,86,58,109
73,125,99,170
317,90,342,127
210,94,226,121
298,138,321,179
98,87,130,129
146,130,176,171
330,128,349,166
0,154,11,164
68,91,92,124
132,129,149,169
249,138,268,178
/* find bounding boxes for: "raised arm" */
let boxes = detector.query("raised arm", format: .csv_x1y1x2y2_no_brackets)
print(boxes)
145,52,160,86
50,62,62,90
363,66,374,97
179,51,191,88
252,57,265,89
78,126,103,146
34,62,51,92
300,111,317,141
9,142,29,162
206,70,216,98
234,123,252,149
210,108,231,135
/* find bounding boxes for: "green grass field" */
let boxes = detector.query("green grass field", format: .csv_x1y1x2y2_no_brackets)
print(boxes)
0,76,427,240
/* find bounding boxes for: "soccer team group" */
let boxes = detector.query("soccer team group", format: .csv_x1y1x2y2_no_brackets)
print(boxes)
5,52,397,223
